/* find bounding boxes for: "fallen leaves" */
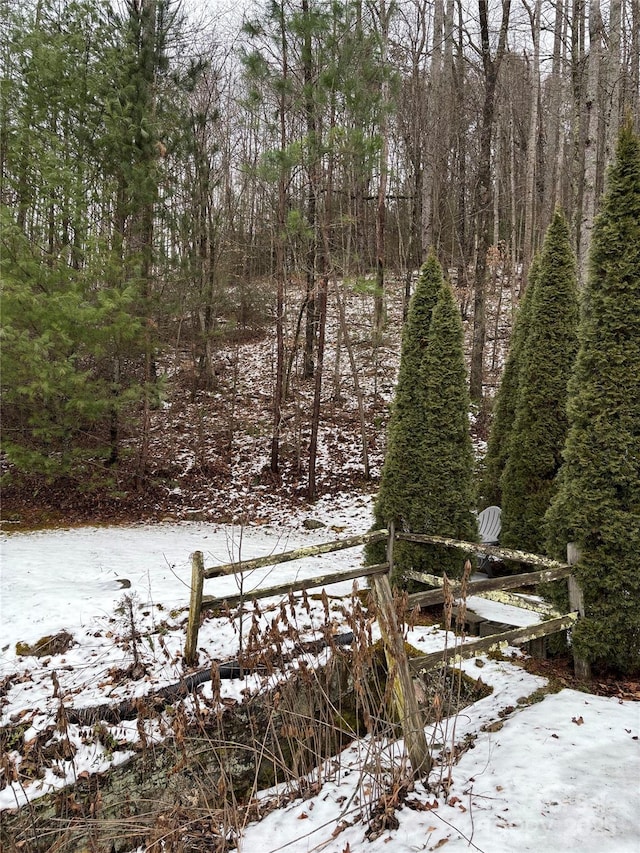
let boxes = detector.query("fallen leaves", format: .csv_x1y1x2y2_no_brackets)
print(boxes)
524,657,640,703
331,821,351,839
405,798,439,811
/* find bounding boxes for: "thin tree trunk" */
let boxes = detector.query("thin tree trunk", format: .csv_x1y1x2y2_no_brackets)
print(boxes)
332,318,342,402
108,357,121,466
307,273,327,500
270,5,289,475
131,0,160,489
305,0,328,499
469,0,511,402
401,0,428,319
373,0,391,335
578,0,603,289
544,0,566,219
284,294,309,401
521,0,542,285
571,0,587,266
14,0,40,237
630,0,640,120
509,108,518,309
604,0,622,163
421,0,443,254
453,0,470,315
302,0,317,379
334,282,370,479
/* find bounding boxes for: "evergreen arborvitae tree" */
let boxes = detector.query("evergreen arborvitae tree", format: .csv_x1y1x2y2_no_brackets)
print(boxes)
545,122,640,674
415,277,478,578
500,210,579,555
366,255,444,573
366,254,476,584
479,256,540,509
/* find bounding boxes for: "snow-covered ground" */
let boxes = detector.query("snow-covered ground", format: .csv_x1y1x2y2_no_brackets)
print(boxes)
239,680,640,853
1,494,639,852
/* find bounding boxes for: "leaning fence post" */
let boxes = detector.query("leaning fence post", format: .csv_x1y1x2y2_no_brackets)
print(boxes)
371,521,432,777
387,521,395,573
185,551,205,667
567,543,591,681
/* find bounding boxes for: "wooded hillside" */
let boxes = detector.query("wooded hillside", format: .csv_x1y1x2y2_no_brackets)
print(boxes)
1,0,638,515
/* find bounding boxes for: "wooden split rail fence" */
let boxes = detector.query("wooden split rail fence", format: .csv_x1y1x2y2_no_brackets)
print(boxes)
185,525,588,776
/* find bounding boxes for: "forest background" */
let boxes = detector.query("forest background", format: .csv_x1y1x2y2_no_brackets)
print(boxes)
1,0,639,522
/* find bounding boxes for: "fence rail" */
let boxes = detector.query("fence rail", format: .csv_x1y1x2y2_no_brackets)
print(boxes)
405,565,572,609
202,531,387,579
200,562,389,611
185,530,388,665
184,523,589,777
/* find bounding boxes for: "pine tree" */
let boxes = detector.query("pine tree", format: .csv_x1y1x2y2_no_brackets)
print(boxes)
0,212,142,477
479,256,540,509
0,0,188,481
545,122,640,674
500,209,579,555
0,3,145,479
367,255,476,584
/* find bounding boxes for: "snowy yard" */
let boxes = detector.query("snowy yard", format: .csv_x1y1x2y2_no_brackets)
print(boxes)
1,493,639,852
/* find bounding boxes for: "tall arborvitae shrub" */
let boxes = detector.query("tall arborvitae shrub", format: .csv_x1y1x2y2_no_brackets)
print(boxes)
478,256,540,509
365,255,444,575
545,122,640,674
500,210,579,554
367,255,476,585
415,278,478,578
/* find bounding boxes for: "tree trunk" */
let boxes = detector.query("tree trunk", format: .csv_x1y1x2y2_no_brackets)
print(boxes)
373,0,391,336
398,0,428,318
129,0,160,489
521,0,542,284
453,0,471,315
334,281,370,479
509,106,518,309
307,272,327,500
421,0,443,255
543,0,567,222
604,0,622,163
571,0,587,267
270,4,289,475
630,0,640,120
577,0,603,289
469,0,511,402
302,0,318,379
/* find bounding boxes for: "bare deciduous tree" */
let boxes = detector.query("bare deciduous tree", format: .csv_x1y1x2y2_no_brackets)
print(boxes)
469,0,511,402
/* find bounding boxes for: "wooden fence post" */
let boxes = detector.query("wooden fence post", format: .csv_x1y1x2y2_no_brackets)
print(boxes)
567,543,591,681
185,551,204,667
371,522,432,777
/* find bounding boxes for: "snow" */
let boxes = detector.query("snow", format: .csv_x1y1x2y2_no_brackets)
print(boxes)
465,595,542,627
1,496,639,852
239,686,639,853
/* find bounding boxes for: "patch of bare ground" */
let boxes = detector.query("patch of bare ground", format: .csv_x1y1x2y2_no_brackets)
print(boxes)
521,653,640,700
